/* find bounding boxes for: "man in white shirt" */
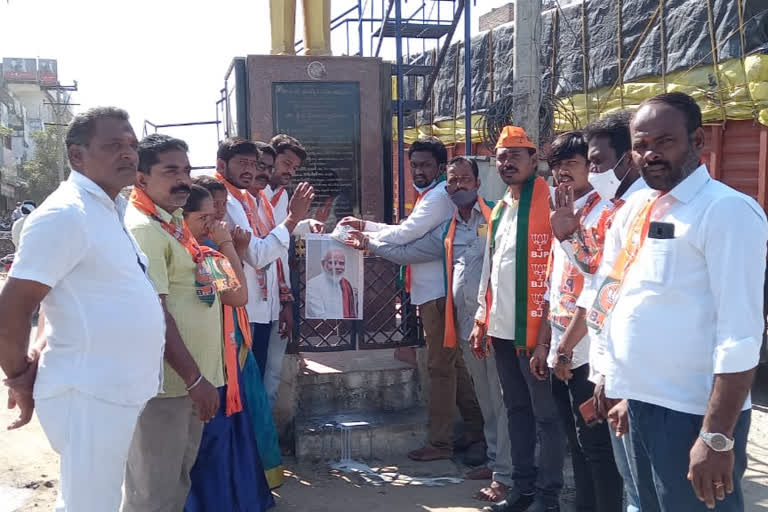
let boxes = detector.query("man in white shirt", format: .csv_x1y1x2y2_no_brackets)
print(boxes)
0,107,166,511
11,201,22,222
213,137,314,383
529,131,623,512
247,141,310,402
470,126,564,512
550,111,647,512
266,134,305,224
262,136,324,405
11,201,35,249
345,157,498,496
306,243,359,319
341,137,461,461
598,92,767,511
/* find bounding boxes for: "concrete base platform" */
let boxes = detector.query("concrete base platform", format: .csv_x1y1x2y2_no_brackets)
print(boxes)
295,407,428,462
298,350,421,415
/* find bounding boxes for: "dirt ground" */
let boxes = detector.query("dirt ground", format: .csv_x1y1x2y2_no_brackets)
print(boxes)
1,383,768,512
1,280,767,511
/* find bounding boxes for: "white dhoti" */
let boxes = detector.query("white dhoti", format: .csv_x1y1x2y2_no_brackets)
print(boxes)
35,390,143,512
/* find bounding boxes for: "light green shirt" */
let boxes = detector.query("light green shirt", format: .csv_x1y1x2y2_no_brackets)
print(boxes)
125,202,224,397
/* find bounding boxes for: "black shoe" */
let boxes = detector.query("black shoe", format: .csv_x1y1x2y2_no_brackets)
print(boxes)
453,438,472,453
483,490,535,512
462,441,488,466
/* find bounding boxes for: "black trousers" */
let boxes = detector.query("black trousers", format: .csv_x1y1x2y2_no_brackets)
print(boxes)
551,363,624,512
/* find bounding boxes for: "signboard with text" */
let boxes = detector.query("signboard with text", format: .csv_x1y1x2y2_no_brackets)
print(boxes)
2,58,37,83
272,81,361,226
38,59,58,85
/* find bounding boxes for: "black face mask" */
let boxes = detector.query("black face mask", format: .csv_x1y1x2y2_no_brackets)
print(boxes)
450,188,478,208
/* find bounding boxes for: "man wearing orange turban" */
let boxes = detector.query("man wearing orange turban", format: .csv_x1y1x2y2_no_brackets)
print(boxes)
471,126,566,512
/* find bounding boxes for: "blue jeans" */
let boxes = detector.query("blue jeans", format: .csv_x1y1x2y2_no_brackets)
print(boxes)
610,427,641,512
627,400,750,512
493,339,566,506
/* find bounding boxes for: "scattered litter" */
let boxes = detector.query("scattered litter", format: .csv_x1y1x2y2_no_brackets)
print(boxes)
329,423,463,488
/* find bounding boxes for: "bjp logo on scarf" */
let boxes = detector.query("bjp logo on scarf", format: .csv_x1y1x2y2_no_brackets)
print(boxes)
531,263,547,288
530,233,550,259
598,281,620,311
531,293,546,318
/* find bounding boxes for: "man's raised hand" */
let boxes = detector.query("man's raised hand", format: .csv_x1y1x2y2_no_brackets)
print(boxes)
287,182,315,222
550,184,580,242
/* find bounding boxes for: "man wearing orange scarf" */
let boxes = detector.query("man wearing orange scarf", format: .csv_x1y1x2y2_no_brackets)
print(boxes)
123,134,250,511
346,156,504,499
213,137,313,396
470,126,565,512
341,137,459,462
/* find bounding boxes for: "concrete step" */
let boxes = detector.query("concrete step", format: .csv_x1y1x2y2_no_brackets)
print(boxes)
298,350,422,416
295,407,428,463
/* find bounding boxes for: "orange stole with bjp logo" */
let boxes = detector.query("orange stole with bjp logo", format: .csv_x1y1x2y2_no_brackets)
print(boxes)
586,193,664,333
548,192,603,330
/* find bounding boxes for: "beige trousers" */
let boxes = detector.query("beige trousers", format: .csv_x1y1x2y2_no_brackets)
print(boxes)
122,395,204,512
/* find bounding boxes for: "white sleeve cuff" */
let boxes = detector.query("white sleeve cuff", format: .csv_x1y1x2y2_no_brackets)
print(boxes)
6,268,56,288
271,224,291,247
367,238,384,253
292,219,312,236
713,336,761,374
364,221,386,233
587,368,603,385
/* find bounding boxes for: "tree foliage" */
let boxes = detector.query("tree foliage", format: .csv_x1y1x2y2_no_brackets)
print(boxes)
20,128,68,205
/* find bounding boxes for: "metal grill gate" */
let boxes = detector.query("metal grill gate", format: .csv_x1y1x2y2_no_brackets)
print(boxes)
288,240,423,352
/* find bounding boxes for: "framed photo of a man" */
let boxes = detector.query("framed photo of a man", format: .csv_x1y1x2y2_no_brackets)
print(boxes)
305,234,363,320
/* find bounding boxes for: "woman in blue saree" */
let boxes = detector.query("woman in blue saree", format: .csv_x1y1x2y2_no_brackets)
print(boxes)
182,182,283,511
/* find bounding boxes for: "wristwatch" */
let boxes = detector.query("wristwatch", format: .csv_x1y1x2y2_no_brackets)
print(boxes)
699,431,735,452
557,353,572,365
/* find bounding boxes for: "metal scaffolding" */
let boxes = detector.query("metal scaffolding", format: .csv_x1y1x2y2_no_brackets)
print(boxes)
301,0,475,220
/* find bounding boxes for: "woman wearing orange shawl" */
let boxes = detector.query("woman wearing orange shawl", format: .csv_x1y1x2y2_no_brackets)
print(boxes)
180,185,278,511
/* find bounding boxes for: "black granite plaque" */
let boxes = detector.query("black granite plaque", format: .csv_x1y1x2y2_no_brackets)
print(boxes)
272,82,361,225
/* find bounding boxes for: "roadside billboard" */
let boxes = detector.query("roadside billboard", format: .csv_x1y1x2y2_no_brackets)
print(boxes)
38,59,58,85
2,58,37,83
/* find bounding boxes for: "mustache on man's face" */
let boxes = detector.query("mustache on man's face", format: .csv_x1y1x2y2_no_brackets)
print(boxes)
171,185,191,195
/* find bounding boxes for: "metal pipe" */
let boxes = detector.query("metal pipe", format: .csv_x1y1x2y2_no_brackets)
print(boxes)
375,0,396,57
464,0,472,155
407,3,425,21
395,0,406,220
332,5,358,23
358,0,364,56
370,0,375,56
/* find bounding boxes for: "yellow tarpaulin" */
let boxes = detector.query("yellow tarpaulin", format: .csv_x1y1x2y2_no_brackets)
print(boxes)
393,54,768,144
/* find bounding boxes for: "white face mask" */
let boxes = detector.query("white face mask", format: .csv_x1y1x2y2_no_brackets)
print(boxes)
587,153,627,201
412,180,435,194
